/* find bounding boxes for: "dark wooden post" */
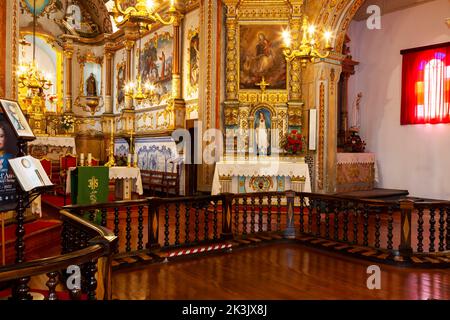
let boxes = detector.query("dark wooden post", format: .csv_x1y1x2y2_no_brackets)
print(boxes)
146,198,161,250
221,193,233,240
399,200,414,256
446,206,450,251
284,190,296,239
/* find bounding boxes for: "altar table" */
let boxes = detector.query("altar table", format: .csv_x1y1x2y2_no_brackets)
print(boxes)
212,158,311,195
336,153,377,193
66,167,143,200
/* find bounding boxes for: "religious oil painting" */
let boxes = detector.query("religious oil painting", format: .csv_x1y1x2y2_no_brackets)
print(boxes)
137,32,173,104
239,24,287,90
187,28,200,98
116,61,126,108
254,108,272,156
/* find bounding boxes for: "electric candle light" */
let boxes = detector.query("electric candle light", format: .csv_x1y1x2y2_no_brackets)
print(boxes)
87,153,92,166
80,153,85,166
127,153,131,167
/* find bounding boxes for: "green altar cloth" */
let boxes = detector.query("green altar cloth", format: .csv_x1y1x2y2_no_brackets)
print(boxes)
70,166,109,205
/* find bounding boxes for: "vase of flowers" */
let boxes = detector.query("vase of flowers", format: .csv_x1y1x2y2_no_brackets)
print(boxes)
281,129,304,155
61,114,75,134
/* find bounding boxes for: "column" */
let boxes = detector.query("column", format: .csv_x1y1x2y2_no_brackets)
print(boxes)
104,42,114,114
63,39,75,113
124,38,134,110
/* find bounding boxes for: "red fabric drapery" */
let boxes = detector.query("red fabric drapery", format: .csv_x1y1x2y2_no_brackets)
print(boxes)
401,43,450,125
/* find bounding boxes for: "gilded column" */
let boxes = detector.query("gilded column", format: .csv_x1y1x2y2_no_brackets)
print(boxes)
224,2,238,102
288,5,302,102
172,14,182,99
63,38,75,113
124,39,134,110
104,41,114,114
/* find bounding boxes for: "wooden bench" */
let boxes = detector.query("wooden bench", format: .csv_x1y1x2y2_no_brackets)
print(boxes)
141,165,181,197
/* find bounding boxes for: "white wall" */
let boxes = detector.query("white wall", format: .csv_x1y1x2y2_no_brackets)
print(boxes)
348,0,450,200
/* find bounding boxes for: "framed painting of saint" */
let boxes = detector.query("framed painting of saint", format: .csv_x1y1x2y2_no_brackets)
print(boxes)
116,61,126,108
239,24,287,90
187,28,200,98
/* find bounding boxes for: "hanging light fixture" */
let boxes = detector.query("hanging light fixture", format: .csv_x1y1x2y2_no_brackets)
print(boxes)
282,13,333,68
111,0,177,30
17,0,53,92
124,29,156,105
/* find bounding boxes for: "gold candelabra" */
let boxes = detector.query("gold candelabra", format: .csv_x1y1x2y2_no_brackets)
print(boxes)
104,119,116,167
282,17,333,68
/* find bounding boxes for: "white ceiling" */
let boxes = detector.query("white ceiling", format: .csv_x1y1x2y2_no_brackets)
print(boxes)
353,0,439,21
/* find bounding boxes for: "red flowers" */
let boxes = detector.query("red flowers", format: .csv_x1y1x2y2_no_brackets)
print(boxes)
281,130,303,155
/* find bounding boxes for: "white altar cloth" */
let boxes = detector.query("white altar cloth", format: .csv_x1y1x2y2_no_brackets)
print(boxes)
28,136,77,154
212,158,311,195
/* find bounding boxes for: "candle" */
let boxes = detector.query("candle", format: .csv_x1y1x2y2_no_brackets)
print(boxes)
87,153,92,166
134,152,138,167
80,153,84,166
127,153,131,167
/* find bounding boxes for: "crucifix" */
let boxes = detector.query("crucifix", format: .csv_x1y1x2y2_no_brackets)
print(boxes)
256,77,270,93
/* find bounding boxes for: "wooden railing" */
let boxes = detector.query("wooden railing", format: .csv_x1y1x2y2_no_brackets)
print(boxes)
60,191,450,265
0,210,117,300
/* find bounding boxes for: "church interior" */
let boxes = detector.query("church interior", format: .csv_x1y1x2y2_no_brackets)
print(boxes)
0,0,449,301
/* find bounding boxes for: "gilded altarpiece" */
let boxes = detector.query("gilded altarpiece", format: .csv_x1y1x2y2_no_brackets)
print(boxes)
223,0,305,155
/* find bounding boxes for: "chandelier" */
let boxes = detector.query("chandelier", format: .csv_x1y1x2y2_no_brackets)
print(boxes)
282,16,333,68
111,0,177,30
17,0,53,92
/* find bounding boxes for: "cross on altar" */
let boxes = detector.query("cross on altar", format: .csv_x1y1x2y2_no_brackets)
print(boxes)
256,77,270,93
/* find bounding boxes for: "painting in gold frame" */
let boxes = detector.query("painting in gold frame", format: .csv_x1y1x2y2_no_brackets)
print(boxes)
239,24,287,90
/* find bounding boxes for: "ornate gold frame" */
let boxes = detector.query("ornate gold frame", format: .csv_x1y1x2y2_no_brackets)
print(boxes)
75,50,104,113
20,0,58,17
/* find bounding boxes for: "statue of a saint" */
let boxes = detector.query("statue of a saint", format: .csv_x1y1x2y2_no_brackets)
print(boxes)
86,73,97,97
255,111,270,156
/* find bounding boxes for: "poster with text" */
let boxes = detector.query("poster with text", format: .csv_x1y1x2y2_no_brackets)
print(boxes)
0,113,18,211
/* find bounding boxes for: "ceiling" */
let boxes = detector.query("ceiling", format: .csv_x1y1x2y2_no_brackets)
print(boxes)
352,0,439,21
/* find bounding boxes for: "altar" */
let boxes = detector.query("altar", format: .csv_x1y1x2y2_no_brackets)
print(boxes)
28,136,77,160
211,157,311,195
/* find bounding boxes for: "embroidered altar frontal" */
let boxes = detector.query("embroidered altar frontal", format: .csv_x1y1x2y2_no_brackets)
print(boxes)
336,153,376,193
70,166,109,205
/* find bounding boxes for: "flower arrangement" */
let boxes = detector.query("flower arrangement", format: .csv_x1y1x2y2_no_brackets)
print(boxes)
280,129,304,155
61,114,75,130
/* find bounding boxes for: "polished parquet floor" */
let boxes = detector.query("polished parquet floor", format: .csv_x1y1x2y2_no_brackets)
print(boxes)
111,243,450,300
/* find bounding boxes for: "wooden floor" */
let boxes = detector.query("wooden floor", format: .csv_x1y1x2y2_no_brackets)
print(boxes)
111,243,450,300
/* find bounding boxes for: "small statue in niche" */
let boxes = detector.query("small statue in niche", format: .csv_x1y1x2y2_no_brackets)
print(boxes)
86,73,97,97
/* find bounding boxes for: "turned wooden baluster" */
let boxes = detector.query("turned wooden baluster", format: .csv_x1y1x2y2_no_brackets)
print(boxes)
334,202,339,241
250,197,256,234
447,206,450,250
258,195,263,232
12,276,31,300
46,271,59,300
101,208,107,227
86,260,98,300
308,199,314,234
62,221,69,254
213,200,219,240
267,195,272,232
15,190,26,264
429,207,436,252
80,230,87,248
234,198,239,235
375,207,381,249
67,224,74,253
417,207,424,253
243,196,248,236
175,203,181,245
185,202,190,244
138,205,144,250
325,201,331,239
363,205,369,247
352,206,359,245
204,202,209,241
343,204,349,242
113,207,120,254
387,206,394,250
299,195,304,233
276,195,282,232
439,207,445,252
73,228,80,251
316,199,321,237
194,204,200,243
126,206,132,252
164,203,170,247
89,209,95,222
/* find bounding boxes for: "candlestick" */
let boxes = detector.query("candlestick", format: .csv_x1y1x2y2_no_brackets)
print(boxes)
87,153,92,166
133,152,138,168
127,153,131,167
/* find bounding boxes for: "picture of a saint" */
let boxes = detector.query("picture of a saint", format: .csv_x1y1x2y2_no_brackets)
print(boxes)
255,110,271,156
0,99,35,138
189,33,200,87
240,25,287,90
117,63,126,106
7,104,25,131
86,72,97,96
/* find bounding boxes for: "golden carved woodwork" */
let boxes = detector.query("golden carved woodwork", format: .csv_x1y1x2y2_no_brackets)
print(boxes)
224,106,239,126
317,81,325,190
238,92,288,104
288,107,302,126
